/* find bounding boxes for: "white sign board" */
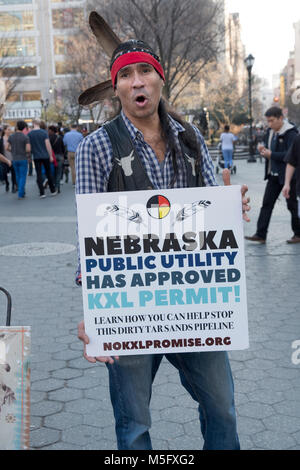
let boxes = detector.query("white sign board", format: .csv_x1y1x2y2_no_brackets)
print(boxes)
76,186,249,357
0,326,31,450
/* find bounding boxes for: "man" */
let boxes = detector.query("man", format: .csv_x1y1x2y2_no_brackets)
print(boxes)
76,39,250,450
7,121,31,199
48,125,65,193
245,107,299,244
63,123,83,186
81,127,89,138
28,120,57,198
282,134,300,238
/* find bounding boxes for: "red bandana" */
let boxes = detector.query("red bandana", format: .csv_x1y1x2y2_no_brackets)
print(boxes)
111,51,165,87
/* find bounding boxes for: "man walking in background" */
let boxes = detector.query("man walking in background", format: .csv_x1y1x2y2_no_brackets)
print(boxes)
7,120,31,200
282,134,300,242
63,124,83,186
28,119,57,199
245,107,299,244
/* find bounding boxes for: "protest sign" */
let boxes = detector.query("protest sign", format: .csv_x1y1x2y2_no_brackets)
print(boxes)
76,185,248,356
0,326,31,450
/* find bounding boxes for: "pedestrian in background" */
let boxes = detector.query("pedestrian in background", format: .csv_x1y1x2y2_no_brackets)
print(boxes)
282,134,300,241
0,125,17,192
81,127,89,138
21,122,33,176
220,125,237,169
63,123,83,186
245,107,300,244
7,120,31,199
48,125,65,193
0,138,12,189
28,119,57,198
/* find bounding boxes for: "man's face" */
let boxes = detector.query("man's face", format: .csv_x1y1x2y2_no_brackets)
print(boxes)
266,115,283,132
114,62,164,121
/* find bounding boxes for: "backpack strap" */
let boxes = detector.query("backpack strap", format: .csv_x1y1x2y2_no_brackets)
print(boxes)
104,115,154,192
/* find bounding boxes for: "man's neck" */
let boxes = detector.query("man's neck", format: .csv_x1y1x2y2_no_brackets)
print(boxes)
124,111,162,138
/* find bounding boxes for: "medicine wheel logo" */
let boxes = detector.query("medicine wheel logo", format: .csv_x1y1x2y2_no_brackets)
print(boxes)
146,195,171,219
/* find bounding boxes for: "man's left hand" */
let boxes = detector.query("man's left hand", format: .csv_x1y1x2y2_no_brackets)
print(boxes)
222,169,250,222
260,148,271,159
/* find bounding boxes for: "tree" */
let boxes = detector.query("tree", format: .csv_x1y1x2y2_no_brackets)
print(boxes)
0,37,24,121
86,0,225,104
202,64,264,130
42,104,69,127
56,20,112,124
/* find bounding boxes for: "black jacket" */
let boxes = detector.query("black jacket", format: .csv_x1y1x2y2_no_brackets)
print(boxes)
264,121,298,184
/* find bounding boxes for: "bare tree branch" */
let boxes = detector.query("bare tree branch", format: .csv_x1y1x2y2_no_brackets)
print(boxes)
86,0,225,102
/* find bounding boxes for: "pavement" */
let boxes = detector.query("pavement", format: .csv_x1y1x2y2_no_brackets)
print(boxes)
0,158,299,451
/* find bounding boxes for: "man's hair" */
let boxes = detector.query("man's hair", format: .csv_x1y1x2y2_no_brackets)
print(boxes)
71,123,78,129
16,120,27,131
48,125,58,133
265,107,283,118
224,125,230,132
32,119,40,127
158,99,203,188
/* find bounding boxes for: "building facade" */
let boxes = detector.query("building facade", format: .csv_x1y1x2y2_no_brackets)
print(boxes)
224,11,247,95
294,19,300,83
0,0,86,125
278,18,300,113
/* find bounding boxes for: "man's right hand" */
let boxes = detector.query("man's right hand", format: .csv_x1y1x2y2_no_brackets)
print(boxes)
282,184,290,199
77,321,118,364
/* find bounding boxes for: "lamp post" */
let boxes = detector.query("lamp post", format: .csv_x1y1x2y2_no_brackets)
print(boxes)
40,98,49,125
244,54,256,163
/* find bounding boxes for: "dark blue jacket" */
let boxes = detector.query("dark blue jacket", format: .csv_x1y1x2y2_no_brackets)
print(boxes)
264,121,298,184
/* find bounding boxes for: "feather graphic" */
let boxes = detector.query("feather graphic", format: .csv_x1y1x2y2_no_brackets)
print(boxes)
105,205,143,224
174,200,211,222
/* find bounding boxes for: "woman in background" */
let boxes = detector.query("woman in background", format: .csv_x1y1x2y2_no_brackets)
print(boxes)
220,125,237,169
0,125,17,192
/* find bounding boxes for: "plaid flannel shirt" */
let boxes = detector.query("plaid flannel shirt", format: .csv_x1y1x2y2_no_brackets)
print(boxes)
75,111,216,281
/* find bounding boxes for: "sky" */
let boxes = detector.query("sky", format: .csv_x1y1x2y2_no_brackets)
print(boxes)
227,0,300,87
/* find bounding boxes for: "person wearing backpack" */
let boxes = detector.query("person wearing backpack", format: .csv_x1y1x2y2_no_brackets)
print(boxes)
75,38,250,451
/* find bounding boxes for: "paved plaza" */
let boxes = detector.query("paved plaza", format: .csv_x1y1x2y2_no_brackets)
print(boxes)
0,158,299,450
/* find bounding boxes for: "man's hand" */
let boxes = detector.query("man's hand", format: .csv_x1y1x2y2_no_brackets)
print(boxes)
222,169,250,222
282,164,295,200
257,143,264,153
260,147,271,159
282,184,290,199
77,320,118,364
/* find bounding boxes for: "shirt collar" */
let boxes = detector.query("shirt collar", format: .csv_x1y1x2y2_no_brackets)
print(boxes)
121,109,185,142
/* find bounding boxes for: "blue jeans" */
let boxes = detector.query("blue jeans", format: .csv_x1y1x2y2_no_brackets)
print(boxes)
222,149,233,169
13,160,28,198
106,352,240,450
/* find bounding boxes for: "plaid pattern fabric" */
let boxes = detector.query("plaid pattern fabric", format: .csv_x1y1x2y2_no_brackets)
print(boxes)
75,111,216,195
75,111,216,279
